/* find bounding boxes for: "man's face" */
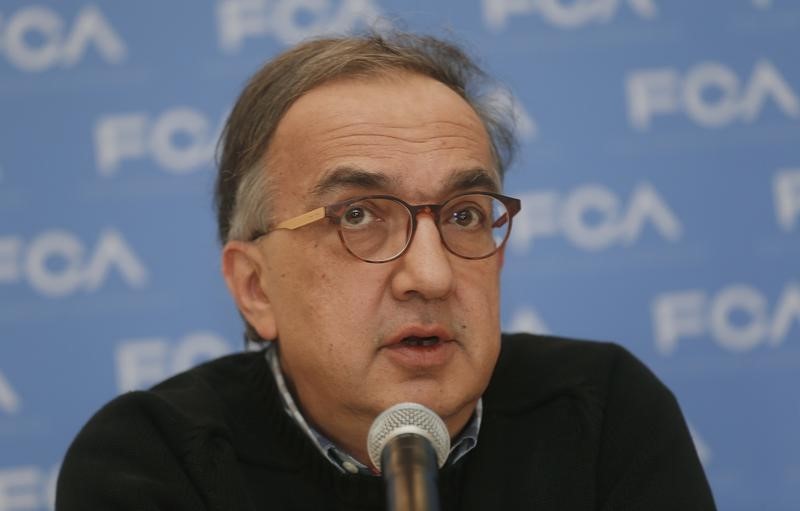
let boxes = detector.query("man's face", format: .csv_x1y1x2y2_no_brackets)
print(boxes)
247,72,503,455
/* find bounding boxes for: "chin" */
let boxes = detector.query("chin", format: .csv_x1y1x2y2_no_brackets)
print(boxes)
390,385,476,420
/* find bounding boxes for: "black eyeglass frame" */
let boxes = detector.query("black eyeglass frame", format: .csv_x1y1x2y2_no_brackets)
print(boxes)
251,191,522,263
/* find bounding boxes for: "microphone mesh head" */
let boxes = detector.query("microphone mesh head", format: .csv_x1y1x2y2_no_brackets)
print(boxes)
367,402,451,472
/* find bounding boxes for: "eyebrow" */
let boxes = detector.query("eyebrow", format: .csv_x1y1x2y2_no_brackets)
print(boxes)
311,166,395,199
442,167,500,194
310,165,500,200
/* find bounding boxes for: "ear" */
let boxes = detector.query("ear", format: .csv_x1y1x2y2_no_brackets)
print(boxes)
221,240,278,341
497,245,506,268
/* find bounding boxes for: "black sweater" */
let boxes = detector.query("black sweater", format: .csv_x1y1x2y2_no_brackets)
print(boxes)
56,333,716,510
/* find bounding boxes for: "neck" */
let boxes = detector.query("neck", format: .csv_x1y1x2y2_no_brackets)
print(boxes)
312,414,375,468
267,344,477,470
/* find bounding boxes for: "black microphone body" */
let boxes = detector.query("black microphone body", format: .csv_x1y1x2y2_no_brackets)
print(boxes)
367,403,450,511
381,433,441,511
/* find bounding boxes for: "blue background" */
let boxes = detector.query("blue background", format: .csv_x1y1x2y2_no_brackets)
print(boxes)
1,1,798,509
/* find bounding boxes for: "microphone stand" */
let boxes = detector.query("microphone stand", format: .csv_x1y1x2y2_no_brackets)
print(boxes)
381,433,441,511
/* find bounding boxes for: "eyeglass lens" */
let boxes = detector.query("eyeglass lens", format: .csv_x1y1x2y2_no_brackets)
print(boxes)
338,194,511,262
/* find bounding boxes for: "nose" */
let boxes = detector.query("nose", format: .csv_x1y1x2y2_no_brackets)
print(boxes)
390,213,455,301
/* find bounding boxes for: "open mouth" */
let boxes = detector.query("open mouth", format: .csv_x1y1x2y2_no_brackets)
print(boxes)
383,331,455,367
400,336,442,347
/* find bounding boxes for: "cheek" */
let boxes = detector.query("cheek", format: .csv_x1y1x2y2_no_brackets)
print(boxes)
456,261,502,313
276,265,390,395
451,262,502,365
271,247,386,338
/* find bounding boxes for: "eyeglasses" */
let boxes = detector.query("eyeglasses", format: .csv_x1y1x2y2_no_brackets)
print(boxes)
251,192,521,263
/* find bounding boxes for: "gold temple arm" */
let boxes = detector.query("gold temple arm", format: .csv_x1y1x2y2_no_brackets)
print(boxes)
274,207,326,231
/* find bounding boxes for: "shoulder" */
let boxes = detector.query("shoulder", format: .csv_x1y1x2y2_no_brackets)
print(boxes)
101,351,267,424
475,338,714,508
57,351,272,510
60,351,271,476
148,350,270,411
497,332,626,373
492,332,661,393
64,350,269,452
488,333,675,417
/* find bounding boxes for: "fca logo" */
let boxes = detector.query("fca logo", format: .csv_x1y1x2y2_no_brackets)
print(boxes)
94,108,223,175
627,60,799,130
0,5,126,72
216,0,387,51
0,230,148,298
482,0,658,31
653,283,800,354
511,182,682,253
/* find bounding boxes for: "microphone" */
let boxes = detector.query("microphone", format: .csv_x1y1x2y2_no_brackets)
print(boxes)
367,403,451,511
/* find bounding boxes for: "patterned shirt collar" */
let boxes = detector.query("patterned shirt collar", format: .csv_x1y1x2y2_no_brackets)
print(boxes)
264,342,481,476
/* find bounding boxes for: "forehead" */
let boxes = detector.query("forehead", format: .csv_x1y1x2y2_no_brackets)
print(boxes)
265,72,498,203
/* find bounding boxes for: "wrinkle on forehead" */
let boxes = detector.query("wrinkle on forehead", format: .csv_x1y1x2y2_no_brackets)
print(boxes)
266,72,497,205
317,132,482,151
313,129,488,164
288,73,488,142
309,120,492,181
322,119,485,138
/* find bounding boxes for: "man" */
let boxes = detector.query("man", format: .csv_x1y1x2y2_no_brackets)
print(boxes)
57,32,716,510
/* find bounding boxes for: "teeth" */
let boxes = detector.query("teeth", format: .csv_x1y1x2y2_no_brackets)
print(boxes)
402,336,440,347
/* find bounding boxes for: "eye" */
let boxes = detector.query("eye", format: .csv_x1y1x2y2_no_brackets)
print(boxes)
448,205,485,229
342,204,378,229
